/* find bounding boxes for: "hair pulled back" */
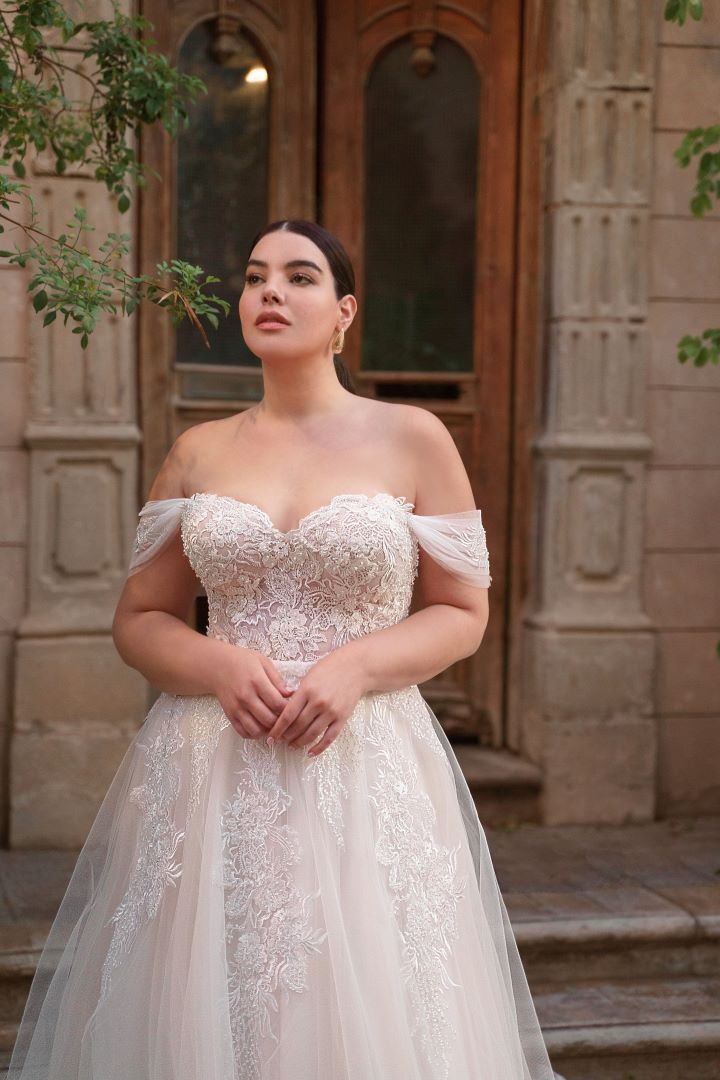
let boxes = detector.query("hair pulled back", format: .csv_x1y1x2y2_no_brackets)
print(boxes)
246,219,357,393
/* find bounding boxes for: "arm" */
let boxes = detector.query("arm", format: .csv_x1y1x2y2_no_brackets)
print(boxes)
112,426,233,696
341,406,490,694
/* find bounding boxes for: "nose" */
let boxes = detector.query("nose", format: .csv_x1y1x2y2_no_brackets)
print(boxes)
262,278,282,303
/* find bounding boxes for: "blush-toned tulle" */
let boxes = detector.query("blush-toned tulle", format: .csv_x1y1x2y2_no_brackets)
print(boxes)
8,658,554,1080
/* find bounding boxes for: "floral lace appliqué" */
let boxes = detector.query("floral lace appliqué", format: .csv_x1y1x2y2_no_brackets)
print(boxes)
100,697,185,1000
365,695,467,1080
301,696,367,848
185,694,231,821
387,685,448,762
219,737,327,1079
180,493,418,663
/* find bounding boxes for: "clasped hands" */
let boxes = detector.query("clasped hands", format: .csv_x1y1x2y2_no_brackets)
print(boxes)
212,642,370,757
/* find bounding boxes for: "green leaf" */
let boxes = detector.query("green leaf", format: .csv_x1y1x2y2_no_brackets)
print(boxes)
118,194,130,213
32,290,48,311
43,310,57,327
12,160,26,179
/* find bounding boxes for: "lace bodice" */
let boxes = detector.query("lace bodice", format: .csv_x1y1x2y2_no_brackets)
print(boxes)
128,491,491,664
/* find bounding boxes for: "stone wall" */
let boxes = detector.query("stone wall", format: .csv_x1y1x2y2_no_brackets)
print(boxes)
649,9,720,815
520,0,658,824
0,236,30,846
6,2,148,847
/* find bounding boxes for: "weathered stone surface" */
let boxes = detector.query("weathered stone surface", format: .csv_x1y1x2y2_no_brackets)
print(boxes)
652,132,720,220
531,456,651,624
14,635,147,735
553,0,655,88
0,270,29,360
4,3,142,843
523,627,655,720
658,715,720,817
644,552,720,627
540,716,656,825
655,631,720,715
0,364,28,448
551,86,652,206
0,452,28,544
647,385,720,466
651,218,720,300
549,206,649,320
10,731,136,848
545,322,648,435
0,550,26,636
646,470,720,549
656,43,720,128
647,301,720,387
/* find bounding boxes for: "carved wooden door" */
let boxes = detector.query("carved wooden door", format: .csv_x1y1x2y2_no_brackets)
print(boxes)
139,0,522,747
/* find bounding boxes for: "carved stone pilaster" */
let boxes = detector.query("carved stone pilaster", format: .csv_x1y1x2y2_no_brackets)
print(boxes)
521,0,658,824
10,19,146,845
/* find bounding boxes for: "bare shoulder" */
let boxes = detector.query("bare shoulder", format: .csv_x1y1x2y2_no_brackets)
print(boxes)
380,402,459,462
357,399,444,442
145,417,228,501
386,403,475,514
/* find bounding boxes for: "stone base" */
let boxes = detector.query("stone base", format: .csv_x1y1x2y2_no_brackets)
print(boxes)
520,625,657,824
11,635,148,847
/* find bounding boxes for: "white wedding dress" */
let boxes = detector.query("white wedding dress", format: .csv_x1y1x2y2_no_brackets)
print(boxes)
8,490,556,1080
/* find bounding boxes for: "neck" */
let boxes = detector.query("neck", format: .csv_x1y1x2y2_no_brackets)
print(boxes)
257,352,352,422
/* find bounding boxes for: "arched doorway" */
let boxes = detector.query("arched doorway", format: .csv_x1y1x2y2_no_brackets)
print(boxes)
138,0,525,751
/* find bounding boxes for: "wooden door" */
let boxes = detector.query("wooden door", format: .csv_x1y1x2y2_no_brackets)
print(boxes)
138,0,522,747
321,1,521,745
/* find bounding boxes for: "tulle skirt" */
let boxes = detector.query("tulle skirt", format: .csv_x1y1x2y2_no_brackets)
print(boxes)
8,658,556,1080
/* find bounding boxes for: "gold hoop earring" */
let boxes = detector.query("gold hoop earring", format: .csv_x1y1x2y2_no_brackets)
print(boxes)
332,327,345,354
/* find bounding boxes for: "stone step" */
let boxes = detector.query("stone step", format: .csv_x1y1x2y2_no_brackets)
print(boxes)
514,908,720,984
536,974,720,1079
451,743,543,826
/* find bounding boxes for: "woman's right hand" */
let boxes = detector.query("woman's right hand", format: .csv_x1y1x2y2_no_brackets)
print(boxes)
210,645,293,740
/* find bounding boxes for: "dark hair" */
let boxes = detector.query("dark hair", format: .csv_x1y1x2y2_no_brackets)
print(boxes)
246,219,357,393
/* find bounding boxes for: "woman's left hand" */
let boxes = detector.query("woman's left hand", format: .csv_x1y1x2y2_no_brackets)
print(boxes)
264,646,369,756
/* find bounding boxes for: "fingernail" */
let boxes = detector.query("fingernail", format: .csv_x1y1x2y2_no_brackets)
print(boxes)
266,736,275,746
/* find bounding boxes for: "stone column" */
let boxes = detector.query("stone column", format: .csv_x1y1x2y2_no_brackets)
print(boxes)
520,0,657,824
10,12,147,847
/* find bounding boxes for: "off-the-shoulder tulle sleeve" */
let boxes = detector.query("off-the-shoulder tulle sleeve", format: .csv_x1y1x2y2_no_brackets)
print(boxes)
127,498,190,576
406,509,492,587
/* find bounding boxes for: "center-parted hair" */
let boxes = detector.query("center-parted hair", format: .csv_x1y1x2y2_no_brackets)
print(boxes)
247,219,357,393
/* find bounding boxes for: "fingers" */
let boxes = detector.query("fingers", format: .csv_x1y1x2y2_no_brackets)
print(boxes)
230,707,267,740
254,682,292,726
261,659,294,702
266,691,306,743
306,720,342,757
285,709,326,749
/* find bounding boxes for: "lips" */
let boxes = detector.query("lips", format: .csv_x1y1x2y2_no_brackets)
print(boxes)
255,312,290,326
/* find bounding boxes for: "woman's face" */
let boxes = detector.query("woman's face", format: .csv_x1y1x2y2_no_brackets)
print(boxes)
238,229,355,360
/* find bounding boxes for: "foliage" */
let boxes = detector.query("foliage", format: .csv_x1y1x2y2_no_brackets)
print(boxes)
664,0,704,28
0,0,229,347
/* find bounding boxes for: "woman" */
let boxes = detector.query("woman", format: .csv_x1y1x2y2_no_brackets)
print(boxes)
8,219,557,1079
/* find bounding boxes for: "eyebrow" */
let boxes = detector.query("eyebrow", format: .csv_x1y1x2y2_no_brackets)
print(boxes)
245,258,324,274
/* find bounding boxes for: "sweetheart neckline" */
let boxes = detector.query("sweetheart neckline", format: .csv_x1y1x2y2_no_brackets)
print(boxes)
189,490,416,537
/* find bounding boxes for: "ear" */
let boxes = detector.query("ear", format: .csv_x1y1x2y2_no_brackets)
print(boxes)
338,293,357,327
